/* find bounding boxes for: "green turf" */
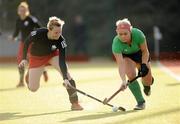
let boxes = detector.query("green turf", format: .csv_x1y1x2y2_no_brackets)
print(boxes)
0,61,180,124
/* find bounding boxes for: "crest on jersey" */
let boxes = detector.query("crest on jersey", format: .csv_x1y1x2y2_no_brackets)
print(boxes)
123,49,128,52
51,45,57,50
61,40,67,48
24,21,29,26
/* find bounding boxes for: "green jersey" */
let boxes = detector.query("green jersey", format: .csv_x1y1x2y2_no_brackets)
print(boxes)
112,28,146,54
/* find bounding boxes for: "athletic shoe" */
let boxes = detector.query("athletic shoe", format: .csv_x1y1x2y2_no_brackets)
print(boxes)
71,102,83,111
134,101,145,110
144,86,151,96
43,71,48,82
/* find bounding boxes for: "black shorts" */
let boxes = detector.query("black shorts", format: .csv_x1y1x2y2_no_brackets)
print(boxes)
122,50,150,64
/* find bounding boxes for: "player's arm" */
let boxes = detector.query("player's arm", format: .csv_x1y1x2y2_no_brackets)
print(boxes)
22,31,35,60
18,34,32,68
11,19,20,40
58,41,68,80
19,31,36,68
113,53,126,86
139,40,149,77
140,40,149,65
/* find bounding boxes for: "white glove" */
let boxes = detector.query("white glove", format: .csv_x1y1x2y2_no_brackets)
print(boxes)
120,80,128,91
63,79,71,88
19,59,28,68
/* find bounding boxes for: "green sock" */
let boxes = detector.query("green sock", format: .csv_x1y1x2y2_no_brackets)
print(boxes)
128,80,145,103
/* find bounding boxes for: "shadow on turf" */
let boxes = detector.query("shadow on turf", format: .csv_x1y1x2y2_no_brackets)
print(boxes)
0,110,71,121
61,107,180,123
61,110,137,122
0,87,25,92
166,82,180,86
0,112,20,121
111,107,180,124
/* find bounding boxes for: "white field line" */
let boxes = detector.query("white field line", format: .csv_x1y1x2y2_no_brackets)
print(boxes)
157,61,180,81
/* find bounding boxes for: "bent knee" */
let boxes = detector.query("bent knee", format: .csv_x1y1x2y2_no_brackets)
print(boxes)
142,77,154,86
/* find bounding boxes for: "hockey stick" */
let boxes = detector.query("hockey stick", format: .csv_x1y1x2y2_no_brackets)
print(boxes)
103,75,141,104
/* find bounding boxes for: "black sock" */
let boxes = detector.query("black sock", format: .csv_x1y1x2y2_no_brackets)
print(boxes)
143,85,150,89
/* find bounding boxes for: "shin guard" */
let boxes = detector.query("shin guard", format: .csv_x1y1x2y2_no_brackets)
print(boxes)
128,80,145,104
66,79,78,103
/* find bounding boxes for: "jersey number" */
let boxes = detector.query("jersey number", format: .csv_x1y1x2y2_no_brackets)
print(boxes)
61,40,67,48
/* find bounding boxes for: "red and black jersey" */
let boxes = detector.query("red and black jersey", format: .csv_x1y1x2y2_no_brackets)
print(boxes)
23,28,68,79
13,15,41,41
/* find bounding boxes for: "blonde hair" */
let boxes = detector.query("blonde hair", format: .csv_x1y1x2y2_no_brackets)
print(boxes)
116,18,132,27
47,16,65,30
18,1,30,16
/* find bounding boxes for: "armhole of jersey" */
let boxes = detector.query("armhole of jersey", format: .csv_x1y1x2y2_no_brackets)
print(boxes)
112,37,122,54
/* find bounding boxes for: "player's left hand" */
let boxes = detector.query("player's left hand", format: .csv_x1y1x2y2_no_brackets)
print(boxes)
63,79,71,89
139,63,149,77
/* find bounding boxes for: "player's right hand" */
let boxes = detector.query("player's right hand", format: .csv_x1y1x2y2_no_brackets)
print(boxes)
19,59,28,68
120,80,128,91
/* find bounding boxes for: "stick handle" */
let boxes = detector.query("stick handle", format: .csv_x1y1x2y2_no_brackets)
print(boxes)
105,89,121,103
105,75,140,104
127,75,140,85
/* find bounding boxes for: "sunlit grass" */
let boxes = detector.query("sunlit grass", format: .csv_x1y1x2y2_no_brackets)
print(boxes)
0,61,180,124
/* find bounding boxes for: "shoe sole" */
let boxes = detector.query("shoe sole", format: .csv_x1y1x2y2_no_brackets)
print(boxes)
71,108,83,111
134,107,145,110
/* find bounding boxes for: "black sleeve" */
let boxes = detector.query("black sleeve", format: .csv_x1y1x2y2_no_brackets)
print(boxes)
58,42,68,80
13,19,20,38
22,31,37,59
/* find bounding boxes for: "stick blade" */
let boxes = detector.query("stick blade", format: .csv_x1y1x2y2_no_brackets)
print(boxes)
118,106,126,111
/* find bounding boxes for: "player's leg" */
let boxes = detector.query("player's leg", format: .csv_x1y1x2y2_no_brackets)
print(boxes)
25,44,48,84
124,58,145,110
17,66,25,87
49,56,83,110
25,44,30,85
138,62,154,96
16,42,25,87
28,66,44,92
25,70,48,84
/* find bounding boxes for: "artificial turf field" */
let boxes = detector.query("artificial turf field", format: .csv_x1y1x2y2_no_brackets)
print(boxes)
0,60,180,124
